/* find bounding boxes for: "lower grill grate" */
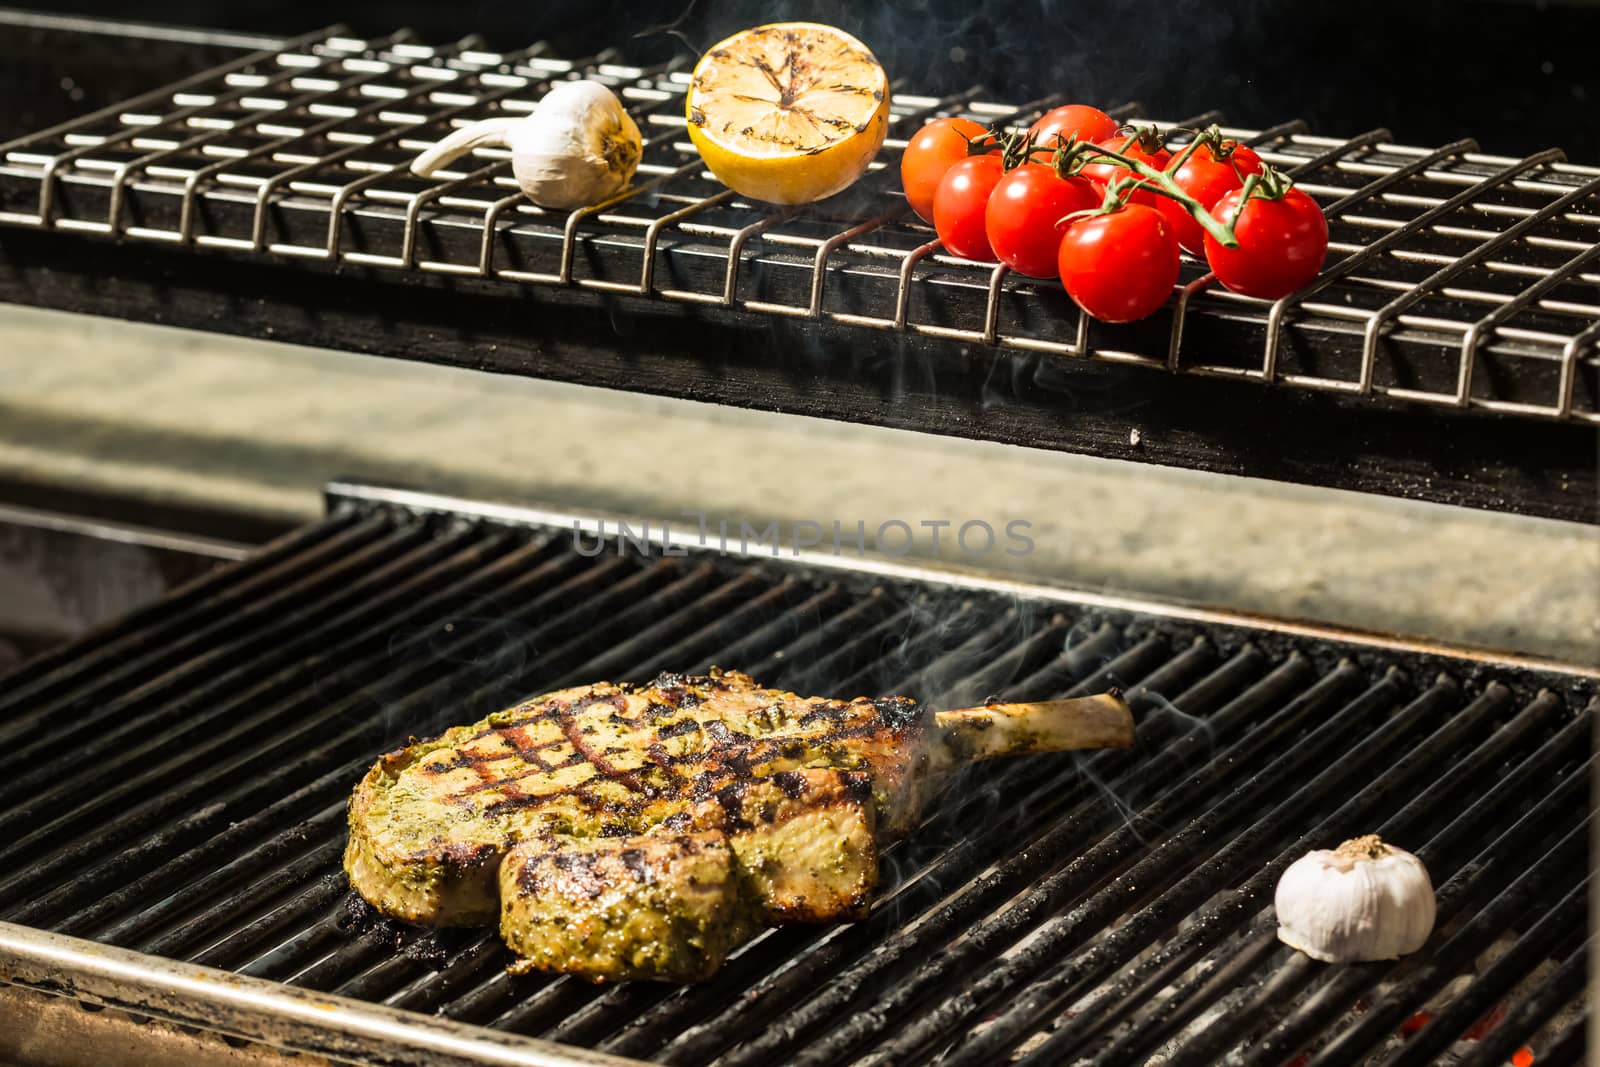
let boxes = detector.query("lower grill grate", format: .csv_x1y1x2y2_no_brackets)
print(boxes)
0,486,1591,1066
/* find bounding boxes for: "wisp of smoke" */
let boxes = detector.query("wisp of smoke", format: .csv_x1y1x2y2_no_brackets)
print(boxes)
1067,747,1146,840
1135,686,1217,764
1076,679,1218,845
630,0,706,53
1060,612,1114,677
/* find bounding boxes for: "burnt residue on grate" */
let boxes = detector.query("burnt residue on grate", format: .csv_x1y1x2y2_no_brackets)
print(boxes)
0,494,1591,1066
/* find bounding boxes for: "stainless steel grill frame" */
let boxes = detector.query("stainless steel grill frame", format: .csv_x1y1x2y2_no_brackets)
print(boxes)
0,482,1591,1067
1,25,1598,424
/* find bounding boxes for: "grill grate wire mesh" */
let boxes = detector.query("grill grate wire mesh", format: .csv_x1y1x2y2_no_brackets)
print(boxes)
1,27,1598,421
0,491,1590,1066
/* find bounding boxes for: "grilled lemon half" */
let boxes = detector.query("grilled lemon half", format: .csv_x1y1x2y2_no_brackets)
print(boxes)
686,22,891,205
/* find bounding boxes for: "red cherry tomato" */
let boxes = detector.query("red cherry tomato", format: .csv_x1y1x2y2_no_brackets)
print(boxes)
1057,202,1181,323
1166,140,1267,252
1203,187,1329,299
1027,105,1119,151
1080,131,1172,209
984,163,1101,279
1153,198,1201,258
902,117,990,224
1227,143,1263,174
933,154,1006,261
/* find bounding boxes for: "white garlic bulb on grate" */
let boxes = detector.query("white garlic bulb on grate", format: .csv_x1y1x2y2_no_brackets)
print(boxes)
411,80,641,210
1275,834,1435,963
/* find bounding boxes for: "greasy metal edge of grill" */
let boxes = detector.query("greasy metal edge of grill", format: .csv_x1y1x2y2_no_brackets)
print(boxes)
0,922,642,1067
322,481,1600,681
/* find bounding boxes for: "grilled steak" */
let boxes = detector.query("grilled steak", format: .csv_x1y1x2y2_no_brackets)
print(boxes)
345,669,930,927
345,668,1133,981
499,831,751,983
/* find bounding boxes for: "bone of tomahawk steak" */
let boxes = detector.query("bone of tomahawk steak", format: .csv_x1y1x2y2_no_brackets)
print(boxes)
344,668,1134,981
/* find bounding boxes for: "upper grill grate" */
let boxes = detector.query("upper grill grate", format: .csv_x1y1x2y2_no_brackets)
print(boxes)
0,485,1591,1066
1,27,1597,422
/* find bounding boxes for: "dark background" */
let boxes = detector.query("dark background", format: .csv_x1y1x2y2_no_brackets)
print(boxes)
4,0,1599,161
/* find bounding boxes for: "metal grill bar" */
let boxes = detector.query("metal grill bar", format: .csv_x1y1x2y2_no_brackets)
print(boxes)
1453,946,1588,1067
1199,757,1588,1066
1254,138,1477,382
1539,1021,1589,1067
856,671,1439,1067
1370,169,1600,405
1050,687,1580,1063
18,27,369,228
264,45,558,257
0,509,389,727
3,28,1596,423
0,508,365,697
50,537,570,944
0,486,1591,1067
0,519,465,805
42,553,686,944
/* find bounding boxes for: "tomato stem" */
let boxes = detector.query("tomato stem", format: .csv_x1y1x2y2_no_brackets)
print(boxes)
1240,163,1294,202
1043,135,1088,179
998,128,1036,171
1162,125,1220,178
963,127,1004,157
1113,123,1168,156
1026,121,1300,247
1071,138,1241,248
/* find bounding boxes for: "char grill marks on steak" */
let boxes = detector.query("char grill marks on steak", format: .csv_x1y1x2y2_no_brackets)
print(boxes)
344,668,1133,981
344,669,933,932
411,668,923,824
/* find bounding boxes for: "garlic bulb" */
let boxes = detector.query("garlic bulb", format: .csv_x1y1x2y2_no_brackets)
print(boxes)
411,80,641,210
1275,835,1435,963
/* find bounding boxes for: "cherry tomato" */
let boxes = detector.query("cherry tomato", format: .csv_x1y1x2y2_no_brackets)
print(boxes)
1226,143,1263,175
1203,187,1329,299
1080,131,1172,209
1166,140,1266,252
933,154,1006,261
1057,202,1180,323
984,163,1101,278
902,117,990,224
1027,105,1119,152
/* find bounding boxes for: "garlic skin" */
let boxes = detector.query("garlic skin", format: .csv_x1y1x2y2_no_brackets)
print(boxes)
1275,835,1435,963
411,80,641,210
